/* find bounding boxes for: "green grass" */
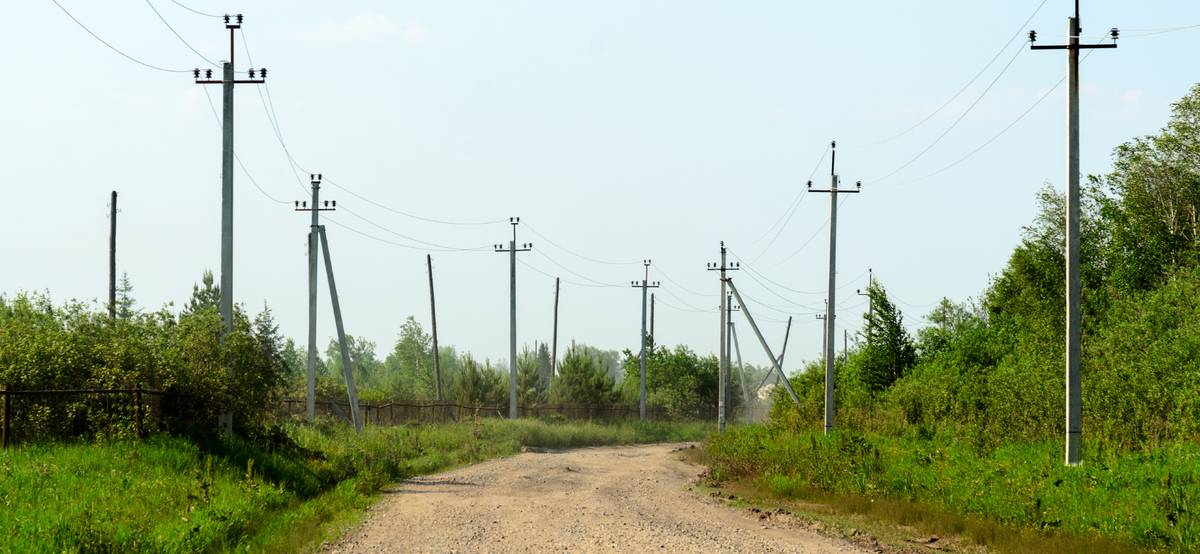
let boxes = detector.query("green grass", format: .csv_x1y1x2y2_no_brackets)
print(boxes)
704,425,1200,552
0,418,707,553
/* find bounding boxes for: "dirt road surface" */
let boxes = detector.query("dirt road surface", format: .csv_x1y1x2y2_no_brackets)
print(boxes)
327,443,867,553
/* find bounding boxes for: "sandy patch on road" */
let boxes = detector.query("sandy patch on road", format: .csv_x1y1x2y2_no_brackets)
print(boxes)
326,443,866,553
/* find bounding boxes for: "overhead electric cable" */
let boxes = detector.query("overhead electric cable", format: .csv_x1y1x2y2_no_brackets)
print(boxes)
870,40,1110,188
870,41,1030,184
339,207,492,251
522,224,641,266
201,87,289,204
858,0,1049,147
532,250,625,288
745,144,831,264
49,0,193,73
656,266,716,298
169,0,222,18
143,0,220,67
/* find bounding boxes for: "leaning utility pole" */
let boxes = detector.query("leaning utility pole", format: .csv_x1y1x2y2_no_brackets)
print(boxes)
1030,2,1118,466
194,14,266,433
630,261,661,421
108,191,117,319
294,174,334,421
729,310,751,422
494,218,531,419
317,225,362,433
427,254,442,401
725,279,802,408
706,242,739,431
551,277,560,376
808,140,861,434
755,316,793,391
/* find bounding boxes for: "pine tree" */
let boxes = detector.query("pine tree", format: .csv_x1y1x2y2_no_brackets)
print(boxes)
183,270,221,315
860,281,917,393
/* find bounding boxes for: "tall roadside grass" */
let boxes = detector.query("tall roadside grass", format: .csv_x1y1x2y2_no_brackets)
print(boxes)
705,425,1200,552
0,419,706,553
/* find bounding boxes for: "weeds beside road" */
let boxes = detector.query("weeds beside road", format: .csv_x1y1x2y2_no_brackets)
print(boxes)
0,418,707,553
704,424,1199,552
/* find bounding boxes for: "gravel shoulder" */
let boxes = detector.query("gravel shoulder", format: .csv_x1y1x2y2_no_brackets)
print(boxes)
326,442,867,553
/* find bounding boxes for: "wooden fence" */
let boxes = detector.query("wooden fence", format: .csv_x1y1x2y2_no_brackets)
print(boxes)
0,387,190,449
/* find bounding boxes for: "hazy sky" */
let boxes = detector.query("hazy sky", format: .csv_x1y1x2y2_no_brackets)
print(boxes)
6,1,1198,372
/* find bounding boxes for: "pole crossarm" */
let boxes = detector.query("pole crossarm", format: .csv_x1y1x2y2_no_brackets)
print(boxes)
726,278,803,408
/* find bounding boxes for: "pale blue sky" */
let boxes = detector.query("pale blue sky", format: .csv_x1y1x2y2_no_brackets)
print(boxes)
5,1,1198,371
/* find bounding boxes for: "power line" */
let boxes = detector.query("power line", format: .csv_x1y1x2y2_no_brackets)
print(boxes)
656,266,715,298
744,144,830,264
763,196,848,269
238,27,507,227
870,40,1030,184
532,250,625,288
200,86,289,204
143,0,220,67
49,0,193,73
338,206,493,251
169,0,222,18
523,223,640,266
870,40,1111,188
857,0,1050,147
324,217,487,253
655,297,709,314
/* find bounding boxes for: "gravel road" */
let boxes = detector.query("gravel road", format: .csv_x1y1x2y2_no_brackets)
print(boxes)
326,443,867,553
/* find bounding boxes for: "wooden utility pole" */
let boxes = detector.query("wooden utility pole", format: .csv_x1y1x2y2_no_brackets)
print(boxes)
427,254,442,401
550,277,561,377
108,191,117,319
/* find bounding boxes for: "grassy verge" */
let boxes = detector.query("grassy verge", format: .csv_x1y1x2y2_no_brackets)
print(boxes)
704,425,1199,552
0,418,707,553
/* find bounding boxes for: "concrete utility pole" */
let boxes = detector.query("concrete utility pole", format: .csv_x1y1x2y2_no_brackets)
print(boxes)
755,316,793,391
294,174,334,421
729,315,751,422
317,225,362,433
494,218,531,419
108,191,117,319
427,254,442,401
725,279,803,408
630,261,661,421
551,277,560,377
1030,2,1118,466
707,242,739,431
808,141,861,434
726,293,743,420
194,14,266,433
